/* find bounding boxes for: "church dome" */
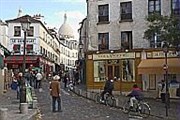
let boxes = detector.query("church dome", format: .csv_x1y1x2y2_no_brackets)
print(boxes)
58,13,74,39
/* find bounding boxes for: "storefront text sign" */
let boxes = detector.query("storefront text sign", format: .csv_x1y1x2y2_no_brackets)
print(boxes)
10,38,36,44
93,52,135,60
147,51,178,58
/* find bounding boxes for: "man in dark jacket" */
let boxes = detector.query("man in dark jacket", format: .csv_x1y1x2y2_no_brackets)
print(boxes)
100,77,117,102
49,75,62,112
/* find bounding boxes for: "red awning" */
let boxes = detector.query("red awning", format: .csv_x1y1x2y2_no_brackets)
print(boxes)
4,55,39,64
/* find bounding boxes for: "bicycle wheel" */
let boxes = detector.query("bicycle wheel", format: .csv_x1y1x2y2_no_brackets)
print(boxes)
106,96,116,107
138,103,150,118
122,100,130,114
95,93,101,103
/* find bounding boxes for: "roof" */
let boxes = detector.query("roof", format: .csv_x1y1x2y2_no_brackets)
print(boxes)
5,15,54,39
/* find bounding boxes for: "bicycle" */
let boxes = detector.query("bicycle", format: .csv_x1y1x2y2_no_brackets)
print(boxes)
95,92,116,107
122,97,151,118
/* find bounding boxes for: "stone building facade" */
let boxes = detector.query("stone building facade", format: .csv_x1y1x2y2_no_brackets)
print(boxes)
82,0,180,98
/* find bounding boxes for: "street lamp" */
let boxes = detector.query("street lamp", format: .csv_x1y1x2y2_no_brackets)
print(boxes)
79,41,83,59
162,41,169,117
78,41,83,84
20,17,31,103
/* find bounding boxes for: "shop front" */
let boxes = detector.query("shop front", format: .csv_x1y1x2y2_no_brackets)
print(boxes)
4,55,40,72
138,50,180,98
86,51,142,93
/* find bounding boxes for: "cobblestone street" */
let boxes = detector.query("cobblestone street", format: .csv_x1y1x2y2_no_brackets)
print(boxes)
34,81,168,120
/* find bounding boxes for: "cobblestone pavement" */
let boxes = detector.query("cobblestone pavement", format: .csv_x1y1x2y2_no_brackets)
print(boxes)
35,81,165,120
74,84,180,120
0,89,37,120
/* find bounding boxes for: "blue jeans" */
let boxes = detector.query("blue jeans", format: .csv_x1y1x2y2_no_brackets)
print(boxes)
52,96,61,112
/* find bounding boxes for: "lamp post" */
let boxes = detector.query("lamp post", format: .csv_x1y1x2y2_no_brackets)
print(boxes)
78,41,83,84
162,41,169,117
20,17,31,103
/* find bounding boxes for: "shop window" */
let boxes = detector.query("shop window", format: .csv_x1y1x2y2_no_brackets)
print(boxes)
94,61,106,82
98,4,109,23
13,44,20,53
172,0,180,16
26,44,33,54
148,0,161,15
27,27,34,37
122,59,135,82
168,74,177,83
121,31,132,50
120,2,132,21
98,33,109,50
14,26,21,37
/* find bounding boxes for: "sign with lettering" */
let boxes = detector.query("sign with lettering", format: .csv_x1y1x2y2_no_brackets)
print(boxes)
147,51,178,58
10,38,36,44
93,52,135,60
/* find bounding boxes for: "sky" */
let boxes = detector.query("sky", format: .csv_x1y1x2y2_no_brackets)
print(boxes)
0,0,87,39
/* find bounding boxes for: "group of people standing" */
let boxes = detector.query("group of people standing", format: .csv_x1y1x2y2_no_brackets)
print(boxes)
59,69,80,89
11,69,43,99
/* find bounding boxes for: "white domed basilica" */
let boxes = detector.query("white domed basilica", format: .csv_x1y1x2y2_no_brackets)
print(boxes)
58,13,78,71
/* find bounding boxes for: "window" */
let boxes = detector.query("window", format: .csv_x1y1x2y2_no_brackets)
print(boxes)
121,31,132,50
98,4,109,22
122,59,135,82
150,33,161,48
14,26,21,37
172,0,180,15
40,46,43,54
98,33,109,50
94,61,106,82
13,44,20,53
26,44,33,53
120,2,132,20
148,0,161,14
27,27,34,37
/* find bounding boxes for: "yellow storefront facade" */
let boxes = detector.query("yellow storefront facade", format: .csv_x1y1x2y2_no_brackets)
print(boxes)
85,49,180,98
85,50,142,93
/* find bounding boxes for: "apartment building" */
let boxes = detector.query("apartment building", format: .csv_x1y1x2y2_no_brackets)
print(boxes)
4,14,60,77
83,0,180,98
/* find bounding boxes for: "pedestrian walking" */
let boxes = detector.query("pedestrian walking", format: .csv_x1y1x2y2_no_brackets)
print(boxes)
63,72,69,88
36,71,43,89
49,75,62,112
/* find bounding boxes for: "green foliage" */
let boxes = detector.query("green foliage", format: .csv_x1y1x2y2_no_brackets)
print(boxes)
144,13,180,47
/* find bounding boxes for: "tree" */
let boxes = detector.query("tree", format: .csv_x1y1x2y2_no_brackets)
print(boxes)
144,13,180,47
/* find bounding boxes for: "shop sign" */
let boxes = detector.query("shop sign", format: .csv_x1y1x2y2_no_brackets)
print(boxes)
10,38,36,44
93,52,135,60
147,51,178,58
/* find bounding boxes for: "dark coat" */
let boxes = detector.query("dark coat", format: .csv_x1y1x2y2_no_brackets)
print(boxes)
104,80,114,91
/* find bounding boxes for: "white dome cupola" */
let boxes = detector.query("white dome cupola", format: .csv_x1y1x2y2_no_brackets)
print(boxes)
58,13,74,39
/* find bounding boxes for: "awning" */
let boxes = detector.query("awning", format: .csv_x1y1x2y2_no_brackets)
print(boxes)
0,43,11,55
4,55,39,64
138,58,180,74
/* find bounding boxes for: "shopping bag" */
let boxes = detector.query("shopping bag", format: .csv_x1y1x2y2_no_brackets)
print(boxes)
11,81,18,90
